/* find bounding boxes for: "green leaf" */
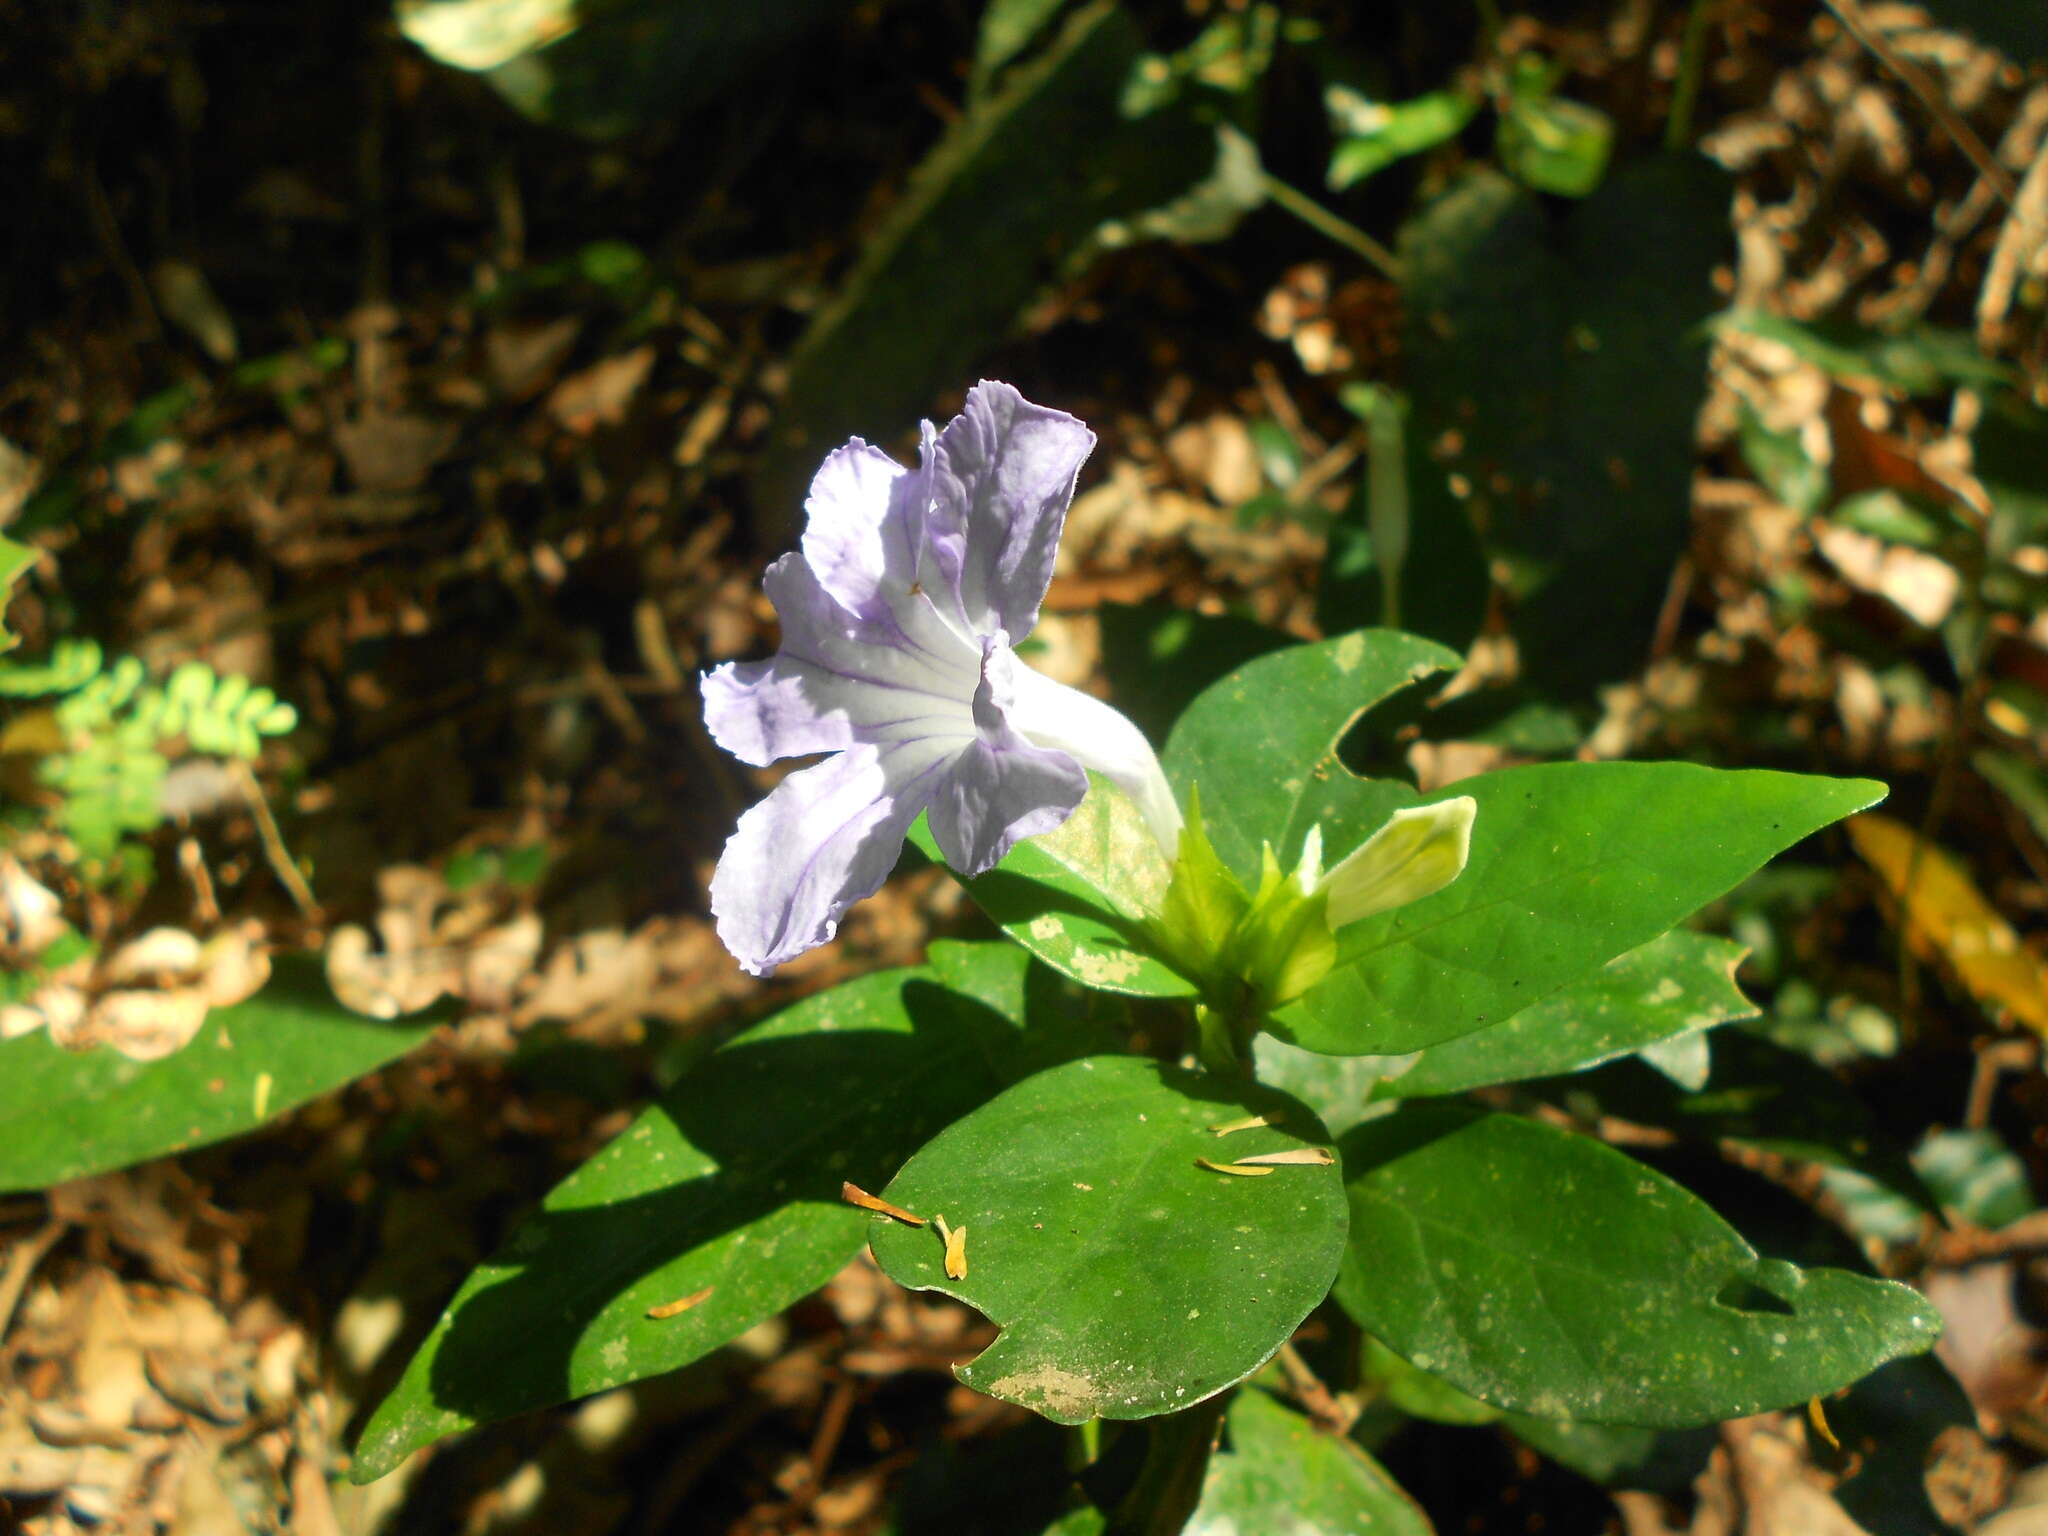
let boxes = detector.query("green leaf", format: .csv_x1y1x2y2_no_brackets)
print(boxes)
1401,160,1728,695
1184,1388,1431,1536
1388,931,1757,1098
908,783,1196,999
0,955,444,1193
1274,762,1884,1055
0,534,31,655
1163,631,1463,885
1497,94,1613,197
868,1055,1347,1424
1325,87,1479,189
1336,1105,1941,1426
353,945,1112,1482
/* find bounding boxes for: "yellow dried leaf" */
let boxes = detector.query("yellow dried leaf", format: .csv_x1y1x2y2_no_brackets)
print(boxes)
1196,1157,1274,1177
1230,1147,1336,1167
841,1181,925,1226
647,1286,714,1320
1847,813,2048,1036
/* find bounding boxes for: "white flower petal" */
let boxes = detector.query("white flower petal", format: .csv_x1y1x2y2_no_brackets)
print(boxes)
1003,659,1183,854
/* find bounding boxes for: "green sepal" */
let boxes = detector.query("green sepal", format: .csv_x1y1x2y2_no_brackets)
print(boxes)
1150,786,1250,987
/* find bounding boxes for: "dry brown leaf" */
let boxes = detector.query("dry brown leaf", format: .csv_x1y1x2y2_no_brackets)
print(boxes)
1814,523,1959,627
0,855,66,954
547,346,656,435
1848,813,2048,1036
84,988,211,1062
102,928,203,986
333,413,458,494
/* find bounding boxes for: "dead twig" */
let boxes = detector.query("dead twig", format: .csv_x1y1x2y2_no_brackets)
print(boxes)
234,761,320,921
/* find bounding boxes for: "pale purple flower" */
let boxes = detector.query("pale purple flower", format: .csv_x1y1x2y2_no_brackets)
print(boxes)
703,381,1182,976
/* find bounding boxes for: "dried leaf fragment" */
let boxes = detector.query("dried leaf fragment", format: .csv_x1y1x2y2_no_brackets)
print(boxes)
934,1214,969,1280
1847,813,2048,1036
841,1181,924,1226
646,1286,714,1321
1207,1113,1272,1137
1196,1157,1275,1177
1229,1147,1336,1167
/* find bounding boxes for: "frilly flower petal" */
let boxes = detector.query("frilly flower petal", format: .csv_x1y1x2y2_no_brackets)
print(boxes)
931,381,1095,639
709,738,958,976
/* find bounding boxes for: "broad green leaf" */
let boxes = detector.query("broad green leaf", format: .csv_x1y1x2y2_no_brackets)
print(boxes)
0,956,444,1193
1360,1334,1499,1426
1254,934,1754,1136
754,1,1211,536
1542,1031,1940,1218
1336,1105,1941,1426
1275,762,1884,1055
1401,160,1727,695
1163,630,1463,884
1184,1388,1431,1536
353,945,1112,1482
907,783,1196,999
0,533,30,653
1387,931,1756,1098
868,1055,1347,1424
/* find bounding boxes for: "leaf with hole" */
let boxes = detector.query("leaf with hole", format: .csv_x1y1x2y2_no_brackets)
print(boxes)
1335,1104,1941,1426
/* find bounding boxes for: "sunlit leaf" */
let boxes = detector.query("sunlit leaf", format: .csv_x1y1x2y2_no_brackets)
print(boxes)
868,1055,1346,1424
1337,1105,1942,1426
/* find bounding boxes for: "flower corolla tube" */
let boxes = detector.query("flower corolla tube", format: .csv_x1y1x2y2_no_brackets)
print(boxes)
702,381,1182,976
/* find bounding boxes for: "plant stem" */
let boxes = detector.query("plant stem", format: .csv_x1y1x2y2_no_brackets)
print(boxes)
1663,0,1714,154
1259,173,1403,282
1103,1395,1227,1536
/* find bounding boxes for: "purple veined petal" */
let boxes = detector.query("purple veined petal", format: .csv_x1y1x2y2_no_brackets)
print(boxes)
1002,658,1183,854
701,652,979,768
927,739,1088,878
709,737,959,976
762,553,983,712
925,636,1088,876
797,439,919,623
930,381,1095,639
